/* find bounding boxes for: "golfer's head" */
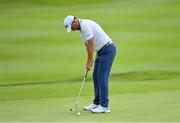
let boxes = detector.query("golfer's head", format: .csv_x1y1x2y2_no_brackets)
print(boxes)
64,15,79,33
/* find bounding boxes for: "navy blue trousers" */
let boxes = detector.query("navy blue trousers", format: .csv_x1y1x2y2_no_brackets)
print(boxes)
93,43,116,107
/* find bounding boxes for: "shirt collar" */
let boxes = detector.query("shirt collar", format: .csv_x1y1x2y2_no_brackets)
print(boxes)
78,19,82,32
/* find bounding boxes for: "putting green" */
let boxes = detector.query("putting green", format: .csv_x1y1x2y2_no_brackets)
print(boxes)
0,78,179,122
0,0,179,122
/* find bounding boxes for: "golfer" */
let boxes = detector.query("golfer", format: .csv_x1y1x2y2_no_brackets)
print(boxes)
64,15,116,113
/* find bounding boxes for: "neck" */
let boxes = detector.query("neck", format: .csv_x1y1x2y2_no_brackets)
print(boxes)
77,19,81,30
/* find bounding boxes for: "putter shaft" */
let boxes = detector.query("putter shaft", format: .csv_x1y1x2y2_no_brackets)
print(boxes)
71,71,88,115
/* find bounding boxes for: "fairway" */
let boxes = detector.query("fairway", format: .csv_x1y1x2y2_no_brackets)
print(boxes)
0,0,179,122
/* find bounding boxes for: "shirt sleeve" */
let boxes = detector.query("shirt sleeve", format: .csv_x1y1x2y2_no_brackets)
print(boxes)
83,26,94,42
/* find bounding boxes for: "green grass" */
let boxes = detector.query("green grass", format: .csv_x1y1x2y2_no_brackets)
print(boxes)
0,79,179,122
0,0,179,122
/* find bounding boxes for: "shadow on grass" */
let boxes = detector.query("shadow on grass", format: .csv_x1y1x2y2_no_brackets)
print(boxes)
110,71,180,81
0,71,179,87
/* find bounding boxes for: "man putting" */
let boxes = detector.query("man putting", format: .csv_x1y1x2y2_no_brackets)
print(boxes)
64,15,116,113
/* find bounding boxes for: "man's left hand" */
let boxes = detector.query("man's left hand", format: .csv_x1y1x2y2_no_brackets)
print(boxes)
86,60,93,71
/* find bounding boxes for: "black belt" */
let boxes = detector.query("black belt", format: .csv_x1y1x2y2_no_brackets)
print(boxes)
97,41,112,54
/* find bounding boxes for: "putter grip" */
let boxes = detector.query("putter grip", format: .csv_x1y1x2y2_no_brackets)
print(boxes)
84,71,88,78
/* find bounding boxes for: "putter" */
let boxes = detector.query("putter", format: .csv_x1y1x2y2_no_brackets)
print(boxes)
70,71,88,116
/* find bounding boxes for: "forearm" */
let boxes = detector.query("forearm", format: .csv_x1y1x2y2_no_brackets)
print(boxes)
85,39,94,70
86,46,93,64
87,51,93,64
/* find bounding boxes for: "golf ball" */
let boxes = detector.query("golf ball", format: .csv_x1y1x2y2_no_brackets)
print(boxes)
77,112,81,115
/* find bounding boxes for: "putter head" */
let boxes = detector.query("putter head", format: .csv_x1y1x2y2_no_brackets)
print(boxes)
70,108,81,116
70,108,76,111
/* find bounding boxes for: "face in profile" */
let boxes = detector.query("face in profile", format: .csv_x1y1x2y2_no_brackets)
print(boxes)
71,18,80,31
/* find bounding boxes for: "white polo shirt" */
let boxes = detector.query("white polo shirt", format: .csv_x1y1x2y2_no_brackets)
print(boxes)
78,19,112,52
